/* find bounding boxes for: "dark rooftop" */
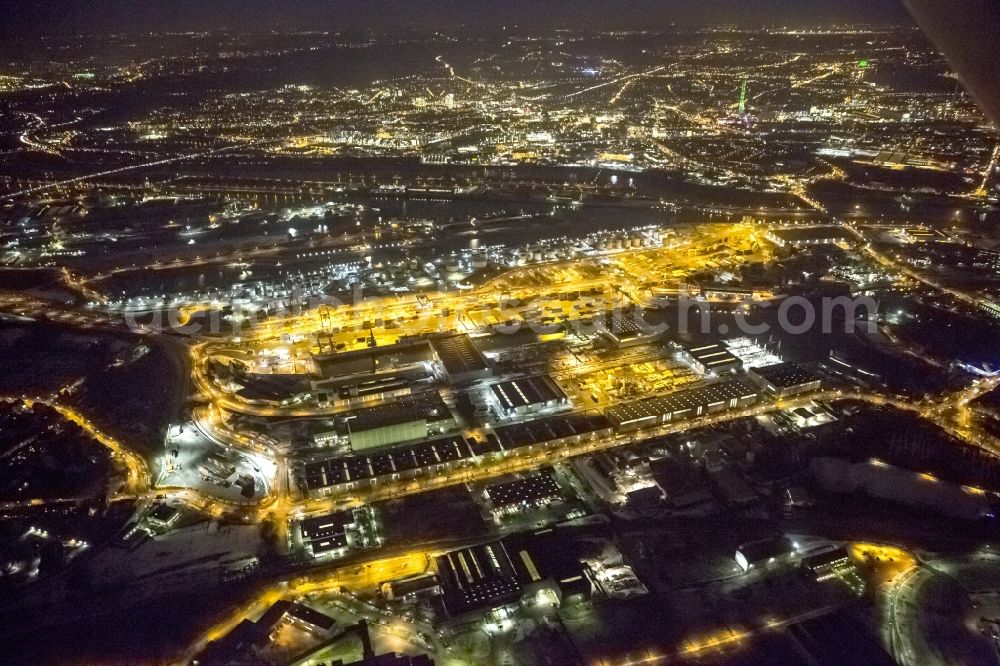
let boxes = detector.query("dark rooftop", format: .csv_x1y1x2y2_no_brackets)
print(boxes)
287,602,338,631
302,434,475,490
684,342,742,370
489,411,612,450
605,380,759,426
148,503,180,523
801,546,851,571
485,469,562,509
769,225,852,243
300,510,354,540
751,362,820,389
436,541,521,616
429,333,490,377
300,509,355,554
737,535,794,563
489,374,567,411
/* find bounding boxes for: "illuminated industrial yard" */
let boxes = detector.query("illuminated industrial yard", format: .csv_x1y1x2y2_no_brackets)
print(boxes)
3,2,1000,664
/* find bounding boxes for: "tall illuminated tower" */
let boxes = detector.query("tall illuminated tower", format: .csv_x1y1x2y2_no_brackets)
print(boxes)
738,79,748,121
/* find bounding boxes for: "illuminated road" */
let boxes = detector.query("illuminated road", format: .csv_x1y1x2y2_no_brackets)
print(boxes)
0,394,289,520
177,549,432,664
24,399,152,496
1,140,270,202
886,565,923,666
672,604,839,662
435,55,489,90
14,371,991,531
842,222,983,309
290,382,1000,516
974,141,1000,197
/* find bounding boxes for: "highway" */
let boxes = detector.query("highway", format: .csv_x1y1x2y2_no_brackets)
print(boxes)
842,221,983,309
886,565,924,666
1,139,271,202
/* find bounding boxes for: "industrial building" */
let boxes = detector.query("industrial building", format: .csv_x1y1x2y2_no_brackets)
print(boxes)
341,405,427,451
487,411,614,452
336,391,452,451
284,602,340,638
313,338,434,378
257,600,339,640
681,342,743,375
312,367,431,407
698,283,775,301
782,402,837,429
484,469,563,517
301,409,607,498
505,529,592,607
801,546,855,583
381,574,442,602
234,373,312,405
749,362,821,398
765,225,853,248
429,333,492,383
489,374,568,417
625,485,666,512
299,509,357,558
146,503,181,530
895,226,948,243
300,434,496,496
435,530,591,619
435,541,523,618
735,535,795,572
599,308,658,347
605,380,759,431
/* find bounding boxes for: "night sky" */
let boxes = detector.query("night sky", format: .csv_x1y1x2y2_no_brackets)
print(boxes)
1,0,912,35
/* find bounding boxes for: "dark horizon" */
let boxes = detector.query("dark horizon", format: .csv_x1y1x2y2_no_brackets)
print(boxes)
1,0,912,36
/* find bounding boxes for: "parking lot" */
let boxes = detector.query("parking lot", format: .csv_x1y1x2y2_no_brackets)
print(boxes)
160,423,276,505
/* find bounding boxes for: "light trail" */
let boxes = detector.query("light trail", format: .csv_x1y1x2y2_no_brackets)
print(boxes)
609,78,636,105
885,565,922,666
